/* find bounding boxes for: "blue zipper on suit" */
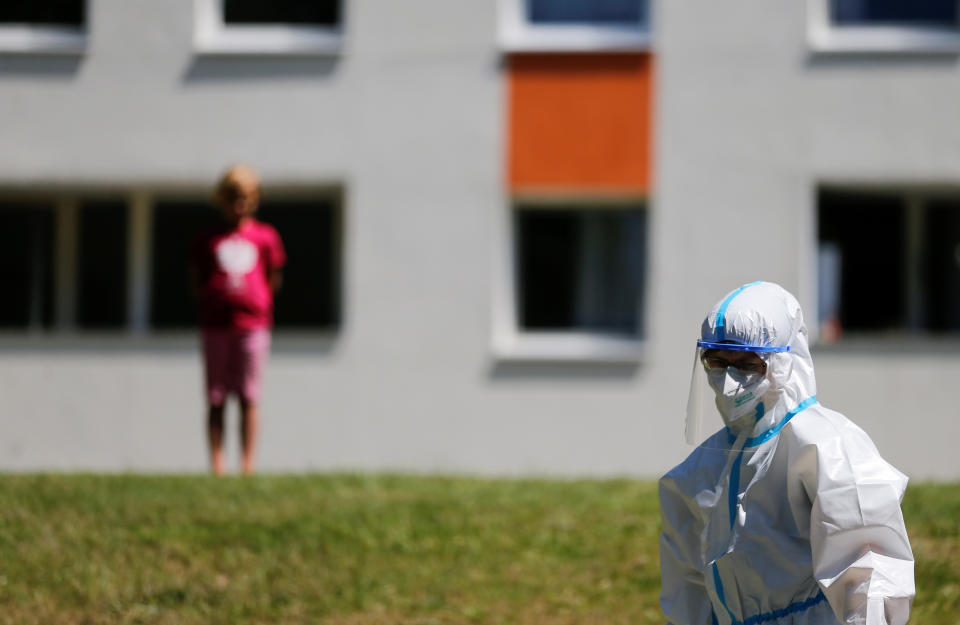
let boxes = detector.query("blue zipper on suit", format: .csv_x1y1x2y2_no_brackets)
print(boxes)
713,396,820,624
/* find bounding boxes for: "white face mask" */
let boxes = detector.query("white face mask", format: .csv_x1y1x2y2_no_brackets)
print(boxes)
707,367,770,427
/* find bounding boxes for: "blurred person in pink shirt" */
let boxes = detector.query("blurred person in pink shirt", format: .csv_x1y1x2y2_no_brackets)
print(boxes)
190,165,286,475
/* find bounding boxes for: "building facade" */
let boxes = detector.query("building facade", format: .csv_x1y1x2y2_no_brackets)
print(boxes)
1,0,958,478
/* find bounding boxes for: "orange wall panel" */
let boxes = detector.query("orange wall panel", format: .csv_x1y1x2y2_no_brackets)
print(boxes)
508,53,653,193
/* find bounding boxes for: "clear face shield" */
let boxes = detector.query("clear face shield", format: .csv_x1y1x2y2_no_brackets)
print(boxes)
684,340,790,449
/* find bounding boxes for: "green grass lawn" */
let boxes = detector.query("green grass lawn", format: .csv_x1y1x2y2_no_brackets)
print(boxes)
0,475,956,625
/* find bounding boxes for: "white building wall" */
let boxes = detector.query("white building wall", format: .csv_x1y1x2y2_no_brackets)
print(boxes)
1,1,957,479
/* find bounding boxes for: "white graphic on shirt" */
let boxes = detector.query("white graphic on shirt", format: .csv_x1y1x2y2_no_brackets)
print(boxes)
215,236,258,290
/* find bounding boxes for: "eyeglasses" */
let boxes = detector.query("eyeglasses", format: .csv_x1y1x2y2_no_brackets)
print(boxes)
701,355,766,374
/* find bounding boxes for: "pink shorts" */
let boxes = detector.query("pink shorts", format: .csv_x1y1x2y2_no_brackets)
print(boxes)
201,328,271,405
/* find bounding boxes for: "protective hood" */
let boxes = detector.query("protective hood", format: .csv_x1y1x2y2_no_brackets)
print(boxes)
685,281,817,448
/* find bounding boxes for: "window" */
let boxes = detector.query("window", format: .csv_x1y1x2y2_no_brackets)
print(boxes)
0,1,85,26
494,201,647,362
195,0,343,55
0,0,86,53
0,202,55,329
500,0,649,52
151,194,342,331
809,0,960,53
223,0,340,27
924,200,960,331
527,0,646,25
0,197,129,331
1,189,342,336
150,200,219,329
817,188,960,340
258,199,341,329
830,0,957,26
516,206,645,335
77,201,128,329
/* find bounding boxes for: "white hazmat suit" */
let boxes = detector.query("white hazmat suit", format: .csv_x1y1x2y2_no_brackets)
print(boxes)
659,282,914,625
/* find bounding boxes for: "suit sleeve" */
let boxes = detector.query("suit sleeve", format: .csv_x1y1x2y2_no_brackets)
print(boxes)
659,475,715,625
799,427,915,625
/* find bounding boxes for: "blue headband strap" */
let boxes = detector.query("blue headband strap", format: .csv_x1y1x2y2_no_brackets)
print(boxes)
697,340,790,353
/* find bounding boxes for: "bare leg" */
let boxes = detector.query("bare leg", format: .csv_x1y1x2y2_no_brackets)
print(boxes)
208,403,226,475
240,399,260,475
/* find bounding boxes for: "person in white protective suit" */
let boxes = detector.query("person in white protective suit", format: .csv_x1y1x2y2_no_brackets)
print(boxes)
659,281,915,625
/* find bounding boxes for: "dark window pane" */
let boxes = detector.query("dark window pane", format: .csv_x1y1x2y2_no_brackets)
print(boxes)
0,0,85,26
258,199,341,329
818,190,906,332
77,201,127,329
223,0,340,26
151,201,220,329
517,210,577,329
831,0,957,25
528,0,645,24
0,203,54,328
924,200,960,332
516,206,646,335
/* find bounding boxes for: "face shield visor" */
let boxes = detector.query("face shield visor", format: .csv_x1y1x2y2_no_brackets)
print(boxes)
684,340,791,449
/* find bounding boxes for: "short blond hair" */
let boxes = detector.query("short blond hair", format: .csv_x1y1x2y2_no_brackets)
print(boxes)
215,163,261,204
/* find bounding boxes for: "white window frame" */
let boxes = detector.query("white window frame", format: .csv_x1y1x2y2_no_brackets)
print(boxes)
498,0,650,53
194,0,343,56
808,0,960,54
492,195,646,363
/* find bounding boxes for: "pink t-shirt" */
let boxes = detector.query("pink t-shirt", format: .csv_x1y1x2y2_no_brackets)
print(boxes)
191,219,286,330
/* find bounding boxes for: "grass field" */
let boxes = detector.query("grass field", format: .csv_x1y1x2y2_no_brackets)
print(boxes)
0,475,956,624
